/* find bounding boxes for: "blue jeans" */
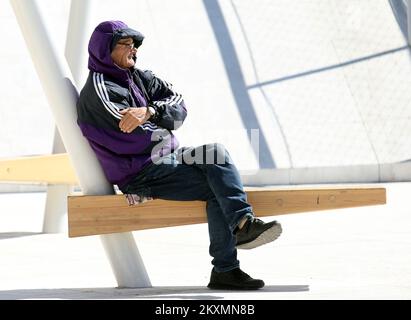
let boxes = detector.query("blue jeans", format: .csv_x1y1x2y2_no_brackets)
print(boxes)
120,143,254,272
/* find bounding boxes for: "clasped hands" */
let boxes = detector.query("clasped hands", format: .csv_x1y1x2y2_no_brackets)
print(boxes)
119,107,150,133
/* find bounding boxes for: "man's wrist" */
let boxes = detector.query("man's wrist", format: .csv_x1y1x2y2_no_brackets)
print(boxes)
147,104,156,121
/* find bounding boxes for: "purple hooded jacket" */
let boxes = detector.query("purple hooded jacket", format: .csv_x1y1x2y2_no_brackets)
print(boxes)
76,21,187,189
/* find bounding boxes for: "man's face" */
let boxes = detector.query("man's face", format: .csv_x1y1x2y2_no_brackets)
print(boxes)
111,37,137,69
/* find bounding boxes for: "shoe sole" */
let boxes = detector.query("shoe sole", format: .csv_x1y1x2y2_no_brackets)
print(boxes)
207,283,264,290
236,222,282,250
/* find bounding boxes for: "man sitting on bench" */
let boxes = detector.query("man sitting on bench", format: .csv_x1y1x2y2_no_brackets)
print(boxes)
76,20,282,290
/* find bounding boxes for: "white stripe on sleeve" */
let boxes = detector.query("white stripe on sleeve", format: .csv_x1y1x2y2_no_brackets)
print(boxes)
92,72,122,120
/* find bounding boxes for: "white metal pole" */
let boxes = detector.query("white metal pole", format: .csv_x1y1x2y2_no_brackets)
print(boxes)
43,127,70,233
65,0,93,86
407,0,411,46
10,0,151,288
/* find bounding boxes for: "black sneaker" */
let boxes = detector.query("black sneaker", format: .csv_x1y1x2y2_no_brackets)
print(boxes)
207,267,265,290
236,217,282,249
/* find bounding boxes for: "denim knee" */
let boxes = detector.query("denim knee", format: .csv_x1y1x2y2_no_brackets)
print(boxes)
204,143,233,165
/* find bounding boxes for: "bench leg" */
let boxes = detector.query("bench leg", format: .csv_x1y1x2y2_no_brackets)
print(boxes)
100,233,151,288
43,129,69,233
43,185,71,233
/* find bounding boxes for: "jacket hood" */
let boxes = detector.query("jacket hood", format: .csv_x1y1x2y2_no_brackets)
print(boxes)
88,20,144,85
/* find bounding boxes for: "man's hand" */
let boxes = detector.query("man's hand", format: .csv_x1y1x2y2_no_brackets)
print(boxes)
119,107,150,133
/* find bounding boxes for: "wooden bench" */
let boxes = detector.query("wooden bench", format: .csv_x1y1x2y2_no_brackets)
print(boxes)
0,154,387,238
68,187,386,237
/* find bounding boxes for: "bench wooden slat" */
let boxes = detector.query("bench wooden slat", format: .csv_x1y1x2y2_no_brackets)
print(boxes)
0,153,77,184
68,187,386,237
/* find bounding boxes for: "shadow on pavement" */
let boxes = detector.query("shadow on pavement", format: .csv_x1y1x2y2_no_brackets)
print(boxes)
0,285,309,300
0,232,42,240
